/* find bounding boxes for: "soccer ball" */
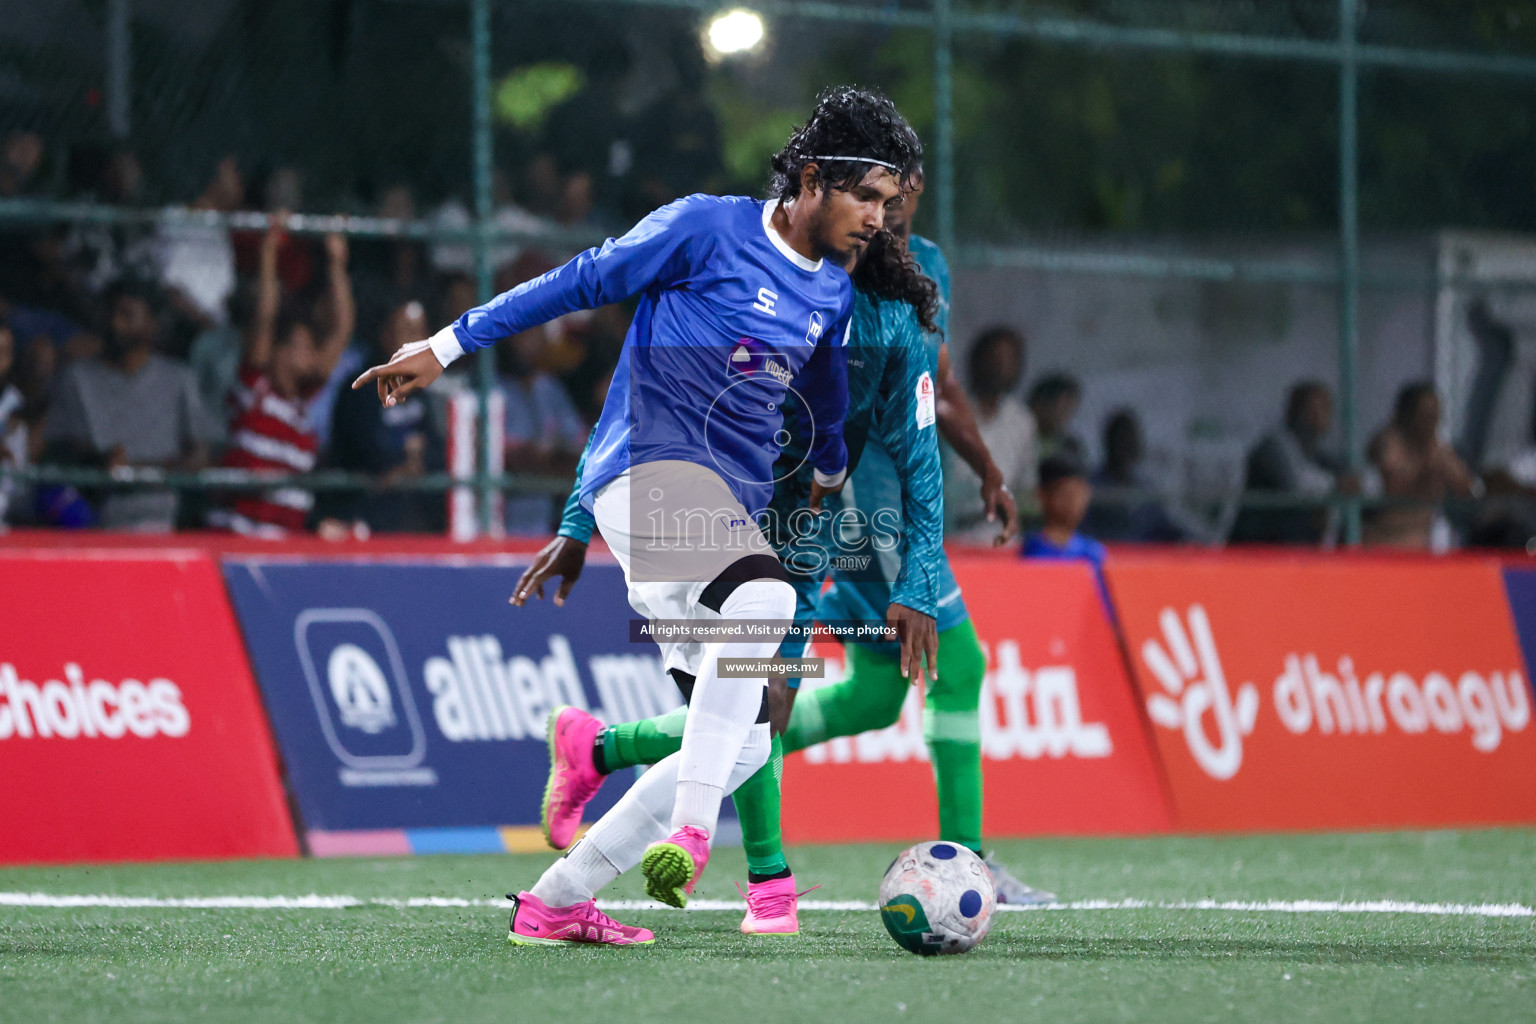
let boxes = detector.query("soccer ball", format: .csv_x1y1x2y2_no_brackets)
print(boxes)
878,841,996,955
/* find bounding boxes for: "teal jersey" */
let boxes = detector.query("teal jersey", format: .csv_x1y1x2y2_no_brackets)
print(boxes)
819,234,967,653
768,289,943,623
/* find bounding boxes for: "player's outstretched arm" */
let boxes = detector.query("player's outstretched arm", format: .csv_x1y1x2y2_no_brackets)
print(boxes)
511,427,598,607
934,342,1019,546
511,536,589,607
351,338,441,407
356,198,712,406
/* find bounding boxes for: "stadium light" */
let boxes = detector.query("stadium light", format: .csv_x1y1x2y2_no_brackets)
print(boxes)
704,8,766,62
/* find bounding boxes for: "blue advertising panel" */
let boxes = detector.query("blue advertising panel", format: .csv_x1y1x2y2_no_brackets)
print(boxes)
1502,569,1536,693
223,558,685,852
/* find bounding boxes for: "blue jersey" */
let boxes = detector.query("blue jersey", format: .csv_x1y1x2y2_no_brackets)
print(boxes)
432,195,852,516
559,290,945,685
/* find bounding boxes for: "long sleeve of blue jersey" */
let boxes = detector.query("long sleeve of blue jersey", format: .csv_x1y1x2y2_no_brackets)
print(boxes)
427,199,706,365
874,304,943,618
791,316,851,483
555,427,597,544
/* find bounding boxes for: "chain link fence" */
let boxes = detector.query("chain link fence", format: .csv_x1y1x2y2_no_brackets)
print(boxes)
4,0,1536,547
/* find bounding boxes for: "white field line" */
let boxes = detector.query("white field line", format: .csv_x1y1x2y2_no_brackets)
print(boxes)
0,892,1532,918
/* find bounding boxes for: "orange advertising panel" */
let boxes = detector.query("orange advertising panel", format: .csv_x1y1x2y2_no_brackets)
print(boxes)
779,559,1172,843
1105,557,1536,831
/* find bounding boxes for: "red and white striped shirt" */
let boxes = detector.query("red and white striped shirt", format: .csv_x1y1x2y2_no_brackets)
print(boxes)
212,365,321,535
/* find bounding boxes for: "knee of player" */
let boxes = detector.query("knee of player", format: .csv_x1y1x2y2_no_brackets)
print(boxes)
729,578,796,620
738,721,773,773
703,555,796,621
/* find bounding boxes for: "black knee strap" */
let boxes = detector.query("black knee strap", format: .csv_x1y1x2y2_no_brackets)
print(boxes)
698,553,791,613
668,668,770,725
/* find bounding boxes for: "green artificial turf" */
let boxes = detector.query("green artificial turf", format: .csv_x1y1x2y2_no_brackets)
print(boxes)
2,830,1534,1024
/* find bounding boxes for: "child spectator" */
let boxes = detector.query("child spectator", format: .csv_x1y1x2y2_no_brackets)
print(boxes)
1022,454,1106,570
1022,454,1109,610
210,216,354,536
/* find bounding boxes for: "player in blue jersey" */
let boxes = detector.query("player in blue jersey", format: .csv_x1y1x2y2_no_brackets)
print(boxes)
355,86,922,947
522,229,944,926
521,227,1051,936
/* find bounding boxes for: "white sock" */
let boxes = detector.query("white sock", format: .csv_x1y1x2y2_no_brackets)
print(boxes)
671,782,725,836
672,578,793,833
530,840,619,907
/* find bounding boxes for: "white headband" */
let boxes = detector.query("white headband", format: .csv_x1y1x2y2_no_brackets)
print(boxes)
806,155,901,171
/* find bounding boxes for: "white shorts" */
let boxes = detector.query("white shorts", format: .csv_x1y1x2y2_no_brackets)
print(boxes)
592,461,777,676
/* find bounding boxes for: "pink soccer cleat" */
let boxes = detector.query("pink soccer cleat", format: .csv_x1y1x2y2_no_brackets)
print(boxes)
506,891,654,946
738,875,808,935
541,706,607,850
640,825,710,908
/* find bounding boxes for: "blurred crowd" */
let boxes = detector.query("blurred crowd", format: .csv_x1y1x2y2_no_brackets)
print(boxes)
0,121,1528,552
951,320,1524,555
0,130,626,536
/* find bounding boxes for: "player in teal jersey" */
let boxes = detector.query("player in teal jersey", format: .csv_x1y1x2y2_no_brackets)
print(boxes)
780,166,1046,908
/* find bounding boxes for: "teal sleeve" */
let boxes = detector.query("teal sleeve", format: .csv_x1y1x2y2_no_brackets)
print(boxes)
556,427,597,543
874,306,943,618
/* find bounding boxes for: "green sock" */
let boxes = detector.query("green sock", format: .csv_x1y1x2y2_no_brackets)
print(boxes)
732,731,788,878
780,621,988,852
924,619,987,853
600,706,686,772
781,647,909,754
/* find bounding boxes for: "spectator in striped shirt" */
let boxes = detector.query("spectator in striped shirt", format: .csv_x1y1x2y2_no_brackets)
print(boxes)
209,215,355,536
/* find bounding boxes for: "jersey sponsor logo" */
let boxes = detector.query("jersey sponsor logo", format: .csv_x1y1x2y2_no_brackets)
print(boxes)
727,337,793,385
806,309,824,343
753,287,778,315
1140,603,1532,781
915,371,936,429
0,661,191,741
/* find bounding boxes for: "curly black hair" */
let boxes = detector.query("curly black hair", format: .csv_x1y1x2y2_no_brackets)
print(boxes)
852,230,941,336
770,85,923,201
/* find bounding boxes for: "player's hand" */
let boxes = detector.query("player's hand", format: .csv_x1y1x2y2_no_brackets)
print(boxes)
768,676,799,736
351,338,443,408
807,474,845,513
887,602,938,686
980,466,1020,547
511,535,588,607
